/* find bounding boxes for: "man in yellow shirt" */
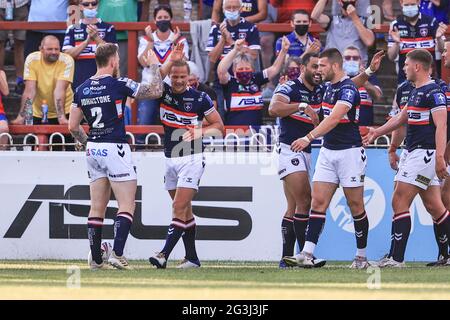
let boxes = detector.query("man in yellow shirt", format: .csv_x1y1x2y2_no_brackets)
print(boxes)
12,35,74,125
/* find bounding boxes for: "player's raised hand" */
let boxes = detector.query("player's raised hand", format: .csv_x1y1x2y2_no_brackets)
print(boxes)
362,126,378,146
291,137,310,152
143,49,159,67
169,42,185,63
368,50,385,74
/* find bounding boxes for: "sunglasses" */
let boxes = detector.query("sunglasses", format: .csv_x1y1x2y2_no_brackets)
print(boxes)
344,55,360,61
81,1,98,7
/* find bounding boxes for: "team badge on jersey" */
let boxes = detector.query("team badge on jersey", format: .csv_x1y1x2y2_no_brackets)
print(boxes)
433,92,446,105
420,28,428,37
184,102,193,112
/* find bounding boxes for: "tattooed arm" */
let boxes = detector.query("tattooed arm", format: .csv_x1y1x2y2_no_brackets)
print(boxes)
135,64,164,99
11,80,37,125
54,80,71,124
68,106,88,146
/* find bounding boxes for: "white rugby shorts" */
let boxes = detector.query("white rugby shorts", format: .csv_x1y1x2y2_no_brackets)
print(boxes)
86,142,137,183
395,148,441,189
164,153,205,191
277,143,311,180
312,147,368,187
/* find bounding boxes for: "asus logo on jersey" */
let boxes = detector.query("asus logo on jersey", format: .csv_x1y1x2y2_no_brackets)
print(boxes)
238,97,263,106
162,111,196,125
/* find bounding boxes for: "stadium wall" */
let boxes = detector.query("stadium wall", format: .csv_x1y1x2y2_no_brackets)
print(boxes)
0,150,438,261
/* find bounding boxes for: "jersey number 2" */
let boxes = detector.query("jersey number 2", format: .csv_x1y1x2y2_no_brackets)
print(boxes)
91,107,104,128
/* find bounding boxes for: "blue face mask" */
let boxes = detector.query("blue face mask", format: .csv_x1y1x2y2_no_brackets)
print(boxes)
224,10,240,21
343,60,360,76
402,5,419,18
83,8,98,19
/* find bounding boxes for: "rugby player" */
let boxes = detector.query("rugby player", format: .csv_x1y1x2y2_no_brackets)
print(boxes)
382,72,449,266
269,53,322,268
149,43,225,269
69,43,164,270
365,49,449,267
283,48,384,269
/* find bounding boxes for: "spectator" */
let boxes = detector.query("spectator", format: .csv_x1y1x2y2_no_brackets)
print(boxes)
278,56,302,85
275,10,321,59
12,36,74,125
0,69,9,149
260,0,316,70
212,0,268,23
388,0,447,84
63,0,117,90
0,0,29,95
206,0,261,117
187,61,218,111
419,0,449,24
137,4,189,125
98,0,139,77
25,0,77,58
312,0,375,65
217,37,290,125
343,46,382,126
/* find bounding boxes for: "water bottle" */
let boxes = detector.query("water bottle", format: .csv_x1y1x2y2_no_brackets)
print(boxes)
5,0,13,21
183,0,192,21
24,101,33,125
41,100,49,124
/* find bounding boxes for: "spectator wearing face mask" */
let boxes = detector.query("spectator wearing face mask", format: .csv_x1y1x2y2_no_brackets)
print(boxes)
212,0,268,23
137,4,189,126
207,0,262,119
278,57,302,86
63,0,117,90
343,46,382,126
388,0,447,84
217,37,290,125
312,0,375,65
275,10,321,59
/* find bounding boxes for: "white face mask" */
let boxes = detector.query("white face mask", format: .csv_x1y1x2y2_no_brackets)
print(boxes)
402,5,419,18
224,10,240,21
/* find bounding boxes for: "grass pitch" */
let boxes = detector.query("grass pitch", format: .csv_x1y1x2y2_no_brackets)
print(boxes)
0,260,450,300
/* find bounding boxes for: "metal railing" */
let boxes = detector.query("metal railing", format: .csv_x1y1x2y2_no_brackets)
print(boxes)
2,125,394,151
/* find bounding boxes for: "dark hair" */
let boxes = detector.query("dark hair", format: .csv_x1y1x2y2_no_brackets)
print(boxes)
301,52,319,66
291,9,310,21
171,60,190,74
95,43,118,68
406,49,433,70
154,4,173,19
319,48,343,67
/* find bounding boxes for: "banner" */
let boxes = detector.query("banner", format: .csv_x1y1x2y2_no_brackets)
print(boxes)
0,149,440,261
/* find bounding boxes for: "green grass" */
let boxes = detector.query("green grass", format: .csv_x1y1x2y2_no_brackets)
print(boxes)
1,260,450,299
